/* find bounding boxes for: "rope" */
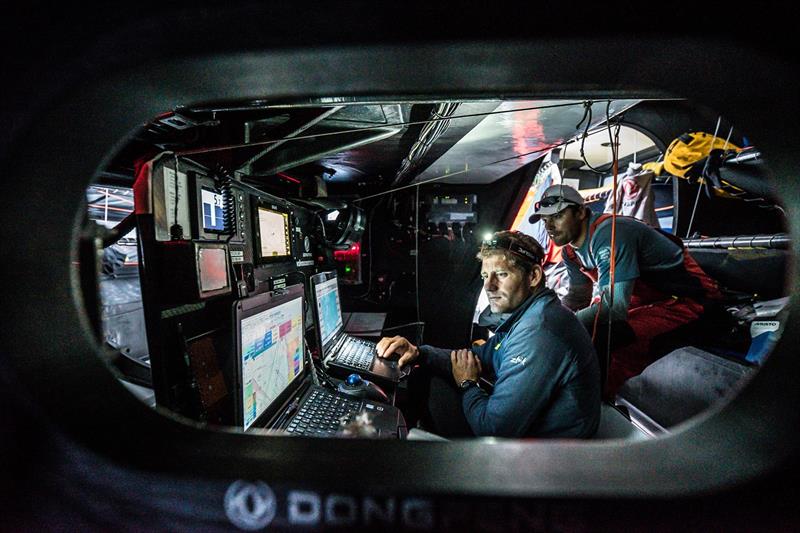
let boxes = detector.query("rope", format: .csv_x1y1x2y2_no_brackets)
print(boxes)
605,105,620,396
685,117,722,238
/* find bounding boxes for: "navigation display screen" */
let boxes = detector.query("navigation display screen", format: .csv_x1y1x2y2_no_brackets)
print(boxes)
201,188,226,232
426,193,478,224
314,276,343,347
240,296,304,430
257,206,291,258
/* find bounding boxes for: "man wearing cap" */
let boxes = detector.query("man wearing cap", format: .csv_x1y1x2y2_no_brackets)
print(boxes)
376,230,600,439
531,184,721,397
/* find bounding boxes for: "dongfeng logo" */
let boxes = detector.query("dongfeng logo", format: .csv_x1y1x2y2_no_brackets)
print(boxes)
224,480,277,530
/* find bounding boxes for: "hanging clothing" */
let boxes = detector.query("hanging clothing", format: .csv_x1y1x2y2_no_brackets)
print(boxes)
604,163,660,228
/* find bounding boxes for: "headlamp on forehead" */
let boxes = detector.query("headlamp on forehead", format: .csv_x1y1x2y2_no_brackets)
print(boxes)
480,236,542,265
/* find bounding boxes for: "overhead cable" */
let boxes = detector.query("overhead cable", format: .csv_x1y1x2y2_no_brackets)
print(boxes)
176,101,586,156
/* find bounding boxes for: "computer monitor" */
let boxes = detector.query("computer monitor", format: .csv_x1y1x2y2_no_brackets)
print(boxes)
253,202,292,263
233,284,306,430
310,271,344,356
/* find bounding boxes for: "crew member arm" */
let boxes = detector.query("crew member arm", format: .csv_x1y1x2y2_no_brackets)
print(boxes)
561,254,592,311
574,280,635,329
418,343,495,376
562,282,592,311
572,225,641,329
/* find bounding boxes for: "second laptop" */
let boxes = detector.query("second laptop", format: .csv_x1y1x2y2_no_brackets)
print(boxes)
311,271,410,384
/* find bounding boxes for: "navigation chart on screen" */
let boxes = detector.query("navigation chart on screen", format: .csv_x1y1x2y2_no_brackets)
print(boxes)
315,277,343,346
240,297,303,430
257,207,289,257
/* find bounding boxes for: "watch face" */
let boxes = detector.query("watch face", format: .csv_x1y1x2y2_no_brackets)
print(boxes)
460,379,476,390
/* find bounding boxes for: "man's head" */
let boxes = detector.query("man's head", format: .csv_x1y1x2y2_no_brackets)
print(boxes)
476,231,545,313
529,184,589,247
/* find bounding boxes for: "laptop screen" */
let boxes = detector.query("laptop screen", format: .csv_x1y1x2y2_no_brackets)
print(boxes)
236,286,305,430
313,273,344,349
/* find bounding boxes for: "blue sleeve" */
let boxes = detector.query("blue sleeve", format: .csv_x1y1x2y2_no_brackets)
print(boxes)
460,324,569,437
471,340,495,373
574,279,635,327
419,342,496,378
591,223,640,287
417,345,453,375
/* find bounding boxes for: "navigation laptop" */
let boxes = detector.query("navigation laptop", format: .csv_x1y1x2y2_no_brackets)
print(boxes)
233,283,404,437
310,271,410,384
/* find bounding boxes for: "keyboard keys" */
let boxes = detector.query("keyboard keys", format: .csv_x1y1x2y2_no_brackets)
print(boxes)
336,337,377,370
287,388,362,437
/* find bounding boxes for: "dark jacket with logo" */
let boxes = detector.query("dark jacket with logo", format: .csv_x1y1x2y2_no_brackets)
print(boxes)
419,288,600,438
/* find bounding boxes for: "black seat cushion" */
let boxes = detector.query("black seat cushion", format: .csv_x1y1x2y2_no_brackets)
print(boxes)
617,346,754,429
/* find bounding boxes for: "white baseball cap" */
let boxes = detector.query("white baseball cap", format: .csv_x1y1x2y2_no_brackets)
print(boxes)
528,184,584,223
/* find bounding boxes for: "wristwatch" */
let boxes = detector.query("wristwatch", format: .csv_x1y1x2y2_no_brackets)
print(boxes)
459,379,478,391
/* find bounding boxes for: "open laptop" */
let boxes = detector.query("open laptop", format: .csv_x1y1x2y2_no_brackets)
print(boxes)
310,271,410,384
233,283,404,437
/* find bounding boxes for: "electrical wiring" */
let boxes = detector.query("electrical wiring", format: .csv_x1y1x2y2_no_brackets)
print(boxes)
176,101,586,157
307,345,338,390
394,102,460,184
168,99,630,209
355,111,627,204
577,101,612,175
355,143,562,202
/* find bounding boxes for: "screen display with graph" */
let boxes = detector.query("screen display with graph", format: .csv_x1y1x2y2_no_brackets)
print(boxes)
239,294,304,430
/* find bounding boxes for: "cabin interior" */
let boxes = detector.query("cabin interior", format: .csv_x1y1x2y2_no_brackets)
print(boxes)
4,5,800,527
85,95,789,440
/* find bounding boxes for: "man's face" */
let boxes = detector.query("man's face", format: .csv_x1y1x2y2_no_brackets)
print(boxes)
542,207,585,246
481,254,534,314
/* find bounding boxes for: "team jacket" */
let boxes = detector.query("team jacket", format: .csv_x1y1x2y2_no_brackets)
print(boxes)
418,288,601,438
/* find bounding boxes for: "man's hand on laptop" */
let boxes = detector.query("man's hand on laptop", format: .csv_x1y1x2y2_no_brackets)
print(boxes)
376,336,419,368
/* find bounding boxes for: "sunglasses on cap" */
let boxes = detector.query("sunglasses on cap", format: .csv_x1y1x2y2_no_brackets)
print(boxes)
480,236,543,264
533,195,580,210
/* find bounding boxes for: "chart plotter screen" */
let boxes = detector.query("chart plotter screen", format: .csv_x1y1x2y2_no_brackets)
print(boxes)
314,276,343,348
256,206,291,258
239,295,304,430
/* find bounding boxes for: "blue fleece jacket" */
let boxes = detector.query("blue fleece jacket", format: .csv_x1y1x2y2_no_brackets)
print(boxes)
418,288,600,438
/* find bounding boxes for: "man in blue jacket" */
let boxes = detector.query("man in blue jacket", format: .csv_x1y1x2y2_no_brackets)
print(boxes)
376,230,600,439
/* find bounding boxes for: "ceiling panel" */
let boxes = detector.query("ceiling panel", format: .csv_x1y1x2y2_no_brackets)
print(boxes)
412,99,642,185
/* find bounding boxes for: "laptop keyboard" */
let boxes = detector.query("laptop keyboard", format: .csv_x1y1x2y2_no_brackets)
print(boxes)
286,388,361,437
336,337,376,370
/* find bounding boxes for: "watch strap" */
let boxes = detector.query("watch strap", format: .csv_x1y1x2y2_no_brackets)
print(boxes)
459,379,478,391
